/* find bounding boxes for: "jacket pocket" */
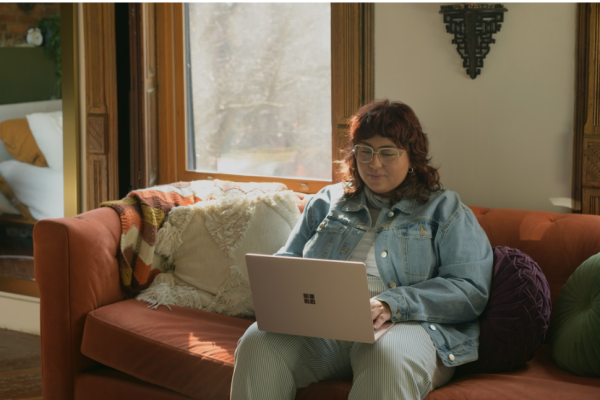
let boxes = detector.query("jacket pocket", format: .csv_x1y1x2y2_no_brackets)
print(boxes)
316,216,348,233
303,216,348,258
400,222,437,285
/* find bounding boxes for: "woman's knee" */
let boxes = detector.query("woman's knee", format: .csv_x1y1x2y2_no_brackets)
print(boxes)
236,323,266,351
235,323,308,367
351,340,416,376
351,325,431,365
349,324,442,399
234,324,258,360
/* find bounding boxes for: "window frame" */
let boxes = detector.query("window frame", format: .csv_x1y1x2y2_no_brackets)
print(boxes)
156,3,373,194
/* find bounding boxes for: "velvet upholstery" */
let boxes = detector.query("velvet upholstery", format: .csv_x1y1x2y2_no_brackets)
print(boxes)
294,346,600,400
75,368,195,400
82,300,254,399
469,207,600,316
550,252,600,377
426,345,600,400
34,205,600,400
34,208,126,400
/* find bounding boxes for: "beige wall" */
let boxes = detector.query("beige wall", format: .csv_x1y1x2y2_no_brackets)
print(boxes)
375,3,576,213
0,292,40,335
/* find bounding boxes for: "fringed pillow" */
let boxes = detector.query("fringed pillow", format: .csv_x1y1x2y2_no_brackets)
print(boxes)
137,190,300,317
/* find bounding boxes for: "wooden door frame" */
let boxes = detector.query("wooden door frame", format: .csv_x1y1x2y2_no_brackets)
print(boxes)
82,3,119,209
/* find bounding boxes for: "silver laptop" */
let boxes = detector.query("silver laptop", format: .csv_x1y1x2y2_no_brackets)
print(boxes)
245,253,394,344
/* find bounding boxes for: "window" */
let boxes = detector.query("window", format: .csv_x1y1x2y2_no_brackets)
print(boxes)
157,3,373,194
186,3,332,181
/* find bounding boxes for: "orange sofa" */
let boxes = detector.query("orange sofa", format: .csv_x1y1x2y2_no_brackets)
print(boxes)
34,203,600,400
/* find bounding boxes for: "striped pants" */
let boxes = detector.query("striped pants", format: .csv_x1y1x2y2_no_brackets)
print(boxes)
230,275,455,400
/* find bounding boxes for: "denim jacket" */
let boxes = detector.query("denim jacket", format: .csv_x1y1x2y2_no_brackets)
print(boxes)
275,183,493,367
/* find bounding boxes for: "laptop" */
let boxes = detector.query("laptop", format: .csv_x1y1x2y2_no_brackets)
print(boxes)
245,253,394,344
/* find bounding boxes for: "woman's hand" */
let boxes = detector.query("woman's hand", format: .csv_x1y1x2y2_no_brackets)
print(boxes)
370,298,392,329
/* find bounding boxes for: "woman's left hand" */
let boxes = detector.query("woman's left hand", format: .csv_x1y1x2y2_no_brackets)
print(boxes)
370,298,392,329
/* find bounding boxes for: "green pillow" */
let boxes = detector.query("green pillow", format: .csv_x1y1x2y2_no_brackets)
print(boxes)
550,253,600,376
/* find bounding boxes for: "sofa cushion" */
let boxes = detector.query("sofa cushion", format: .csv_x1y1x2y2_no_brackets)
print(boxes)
295,345,600,400
551,252,600,377
26,111,63,170
75,368,195,400
137,190,300,317
462,246,551,373
0,117,48,166
426,345,600,400
81,299,254,400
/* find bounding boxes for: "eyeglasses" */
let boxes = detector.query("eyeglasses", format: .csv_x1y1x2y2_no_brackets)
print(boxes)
352,145,406,165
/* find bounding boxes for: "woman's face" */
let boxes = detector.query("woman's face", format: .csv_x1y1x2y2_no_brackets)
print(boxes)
355,135,412,198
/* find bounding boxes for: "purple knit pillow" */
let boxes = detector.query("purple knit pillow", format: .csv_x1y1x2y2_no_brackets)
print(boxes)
464,246,552,373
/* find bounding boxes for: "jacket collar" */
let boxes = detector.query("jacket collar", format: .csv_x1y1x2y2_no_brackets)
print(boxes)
340,189,417,214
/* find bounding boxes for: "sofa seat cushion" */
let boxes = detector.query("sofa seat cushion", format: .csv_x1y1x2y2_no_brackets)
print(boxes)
425,345,600,400
81,299,254,400
294,345,600,400
75,368,195,400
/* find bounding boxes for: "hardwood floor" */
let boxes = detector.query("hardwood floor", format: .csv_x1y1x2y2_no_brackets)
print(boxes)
0,328,42,400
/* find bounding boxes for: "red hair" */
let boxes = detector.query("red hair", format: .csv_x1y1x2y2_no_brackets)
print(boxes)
340,99,441,203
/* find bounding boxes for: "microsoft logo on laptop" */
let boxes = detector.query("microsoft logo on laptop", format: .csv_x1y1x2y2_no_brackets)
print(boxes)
303,293,316,304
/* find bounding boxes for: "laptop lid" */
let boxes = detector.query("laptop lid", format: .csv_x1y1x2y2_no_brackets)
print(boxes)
245,253,380,343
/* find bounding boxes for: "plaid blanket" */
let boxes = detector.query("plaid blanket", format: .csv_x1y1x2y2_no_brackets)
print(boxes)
101,179,290,295
101,182,199,295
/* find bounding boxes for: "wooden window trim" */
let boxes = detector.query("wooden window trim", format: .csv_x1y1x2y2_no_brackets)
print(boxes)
157,3,373,194
574,4,600,214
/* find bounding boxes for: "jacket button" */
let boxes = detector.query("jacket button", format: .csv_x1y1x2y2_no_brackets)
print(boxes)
381,251,388,258
429,324,437,331
389,282,397,288
387,211,394,217
449,354,455,362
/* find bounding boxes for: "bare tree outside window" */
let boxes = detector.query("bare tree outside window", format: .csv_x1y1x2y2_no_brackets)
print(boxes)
186,3,332,181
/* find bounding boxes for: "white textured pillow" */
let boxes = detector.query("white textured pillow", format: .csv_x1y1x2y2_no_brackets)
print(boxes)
138,190,300,317
26,111,63,170
0,159,63,220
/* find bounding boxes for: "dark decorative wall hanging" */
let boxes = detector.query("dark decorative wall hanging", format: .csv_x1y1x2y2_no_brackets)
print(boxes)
17,3,36,15
440,4,508,79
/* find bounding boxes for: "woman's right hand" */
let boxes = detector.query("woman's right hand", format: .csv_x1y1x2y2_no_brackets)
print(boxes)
370,298,392,330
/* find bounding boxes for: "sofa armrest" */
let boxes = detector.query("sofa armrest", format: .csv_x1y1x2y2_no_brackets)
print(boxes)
34,207,125,400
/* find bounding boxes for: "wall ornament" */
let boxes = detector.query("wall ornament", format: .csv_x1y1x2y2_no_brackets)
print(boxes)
440,4,508,79
17,3,36,15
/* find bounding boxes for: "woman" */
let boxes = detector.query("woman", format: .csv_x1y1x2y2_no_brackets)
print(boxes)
231,100,493,400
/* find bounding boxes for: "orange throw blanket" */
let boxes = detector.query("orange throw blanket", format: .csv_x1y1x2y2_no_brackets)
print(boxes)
101,182,199,294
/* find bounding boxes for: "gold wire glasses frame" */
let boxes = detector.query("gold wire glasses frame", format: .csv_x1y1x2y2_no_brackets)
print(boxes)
352,145,407,165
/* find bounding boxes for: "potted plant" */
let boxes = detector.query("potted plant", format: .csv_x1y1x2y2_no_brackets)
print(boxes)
37,14,61,99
